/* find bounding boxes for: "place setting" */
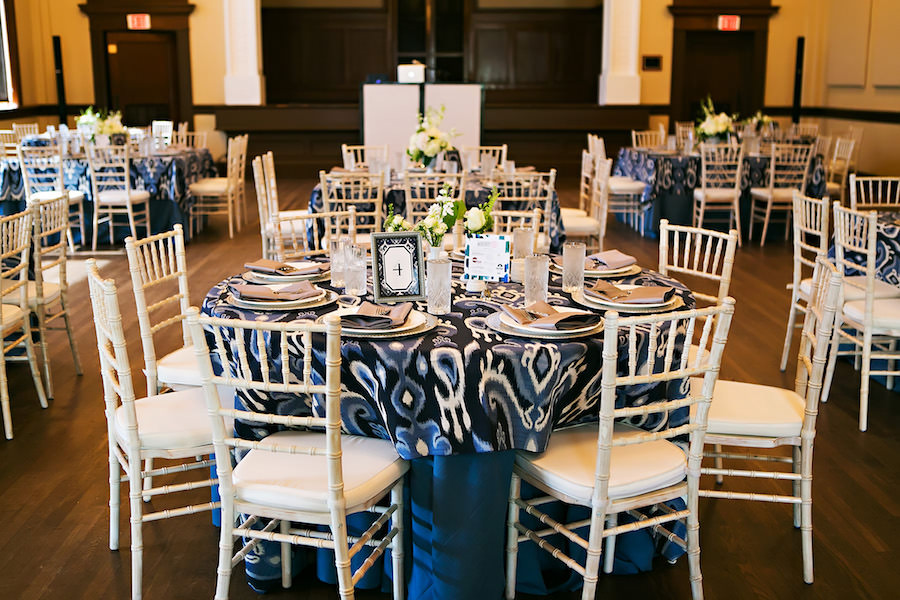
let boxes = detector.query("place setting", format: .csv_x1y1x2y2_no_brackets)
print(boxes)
550,247,642,279
319,300,438,339
241,257,332,283
571,278,683,314
227,258,338,310
485,300,603,340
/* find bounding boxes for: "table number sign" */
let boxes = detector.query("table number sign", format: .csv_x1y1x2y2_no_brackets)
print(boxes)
463,234,511,282
371,232,426,303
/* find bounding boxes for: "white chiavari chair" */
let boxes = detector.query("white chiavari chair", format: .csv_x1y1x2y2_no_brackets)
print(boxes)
1,196,82,400
86,142,150,251
675,121,694,149
185,308,407,600
492,169,555,252
462,144,507,172
789,122,819,139
403,172,466,221
826,203,900,431
86,260,216,600
846,125,864,171
814,135,832,165
587,133,605,160
631,128,665,149
173,129,207,149
272,207,356,263
12,122,39,140
151,120,174,145
658,220,738,306
0,209,47,439
124,224,201,396
341,144,388,171
824,137,855,206
491,207,542,239
563,157,610,253
849,174,900,211
780,192,834,371
252,152,307,260
190,133,247,238
698,256,842,584
561,150,594,220
0,130,17,159
694,142,745,246
749,143,814,246
18,143,87,252
505,299,736,600
319,170,384,243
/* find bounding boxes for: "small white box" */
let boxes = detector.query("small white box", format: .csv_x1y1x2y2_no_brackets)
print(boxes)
397,63,425,84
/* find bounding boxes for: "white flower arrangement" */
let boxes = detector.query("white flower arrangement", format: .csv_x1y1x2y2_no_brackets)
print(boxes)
743,110,774,133
463,186,497,235
77,107,127,141
384,204,413,232
407,105,455,168
414,183,464,247
695,96,735,142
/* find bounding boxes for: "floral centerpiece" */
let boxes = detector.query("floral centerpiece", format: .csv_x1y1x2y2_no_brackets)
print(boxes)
414,184,465,255
407,105,455,170
742,110,774,134
384,204,413,232
695,96,735,143
464,187,497,235
77,107,127,144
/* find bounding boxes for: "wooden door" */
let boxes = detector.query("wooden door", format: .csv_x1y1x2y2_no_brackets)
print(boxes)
105,31,179,125
674,31,758,122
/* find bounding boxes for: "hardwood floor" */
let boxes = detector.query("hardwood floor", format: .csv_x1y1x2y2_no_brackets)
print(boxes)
0,178,897,600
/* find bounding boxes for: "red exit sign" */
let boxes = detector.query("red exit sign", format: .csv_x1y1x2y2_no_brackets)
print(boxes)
717,14,741,31
126,13,151,30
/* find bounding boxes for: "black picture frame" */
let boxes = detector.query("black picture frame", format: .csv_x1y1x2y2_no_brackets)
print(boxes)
370,231,426,303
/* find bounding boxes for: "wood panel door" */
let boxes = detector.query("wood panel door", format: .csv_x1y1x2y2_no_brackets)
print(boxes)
106,31,179,125
672,30,761,122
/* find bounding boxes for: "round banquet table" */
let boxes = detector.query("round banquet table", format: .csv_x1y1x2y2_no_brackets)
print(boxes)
613,147,827,238
201,261,696,598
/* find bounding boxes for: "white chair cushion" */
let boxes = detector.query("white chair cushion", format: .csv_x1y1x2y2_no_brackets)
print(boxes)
609,179,647,195
799,276,900,302
843,297,900,335
750,187,796,201
825,181,841,195
115,388,213,451
190,178,229,195
562,215,601,236
96,189,151,205
689,377,804,438
232,430,408,514
693,188,738,202
560,207,587,218
514,422,686,503
156,345,204,388
0,281,60,307
30,190,87,204
0,304,25,330
263,216,308,236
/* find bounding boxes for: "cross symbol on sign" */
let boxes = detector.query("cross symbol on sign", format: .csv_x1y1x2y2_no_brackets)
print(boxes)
393,263,403,277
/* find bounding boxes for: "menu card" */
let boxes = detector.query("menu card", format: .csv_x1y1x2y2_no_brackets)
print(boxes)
463,234,510,282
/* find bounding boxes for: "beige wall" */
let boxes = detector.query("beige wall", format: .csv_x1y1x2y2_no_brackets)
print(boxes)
190,0,226,107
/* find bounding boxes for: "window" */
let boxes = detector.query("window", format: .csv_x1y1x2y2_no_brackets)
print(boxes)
0,0,18,107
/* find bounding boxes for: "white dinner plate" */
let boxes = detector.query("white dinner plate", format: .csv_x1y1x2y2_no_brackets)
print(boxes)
228,284,326,310
321,306,428,335
484,312,603,340
242,261,330,283
498,306,600,336
571,288,684,313
550,262,641,278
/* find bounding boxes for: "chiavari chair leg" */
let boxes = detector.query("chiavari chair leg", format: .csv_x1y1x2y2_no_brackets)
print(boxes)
760,201,773,247
280,520,292,588
580,506,605,600
887,340,896,389
800,440,814,584
0,355,12,439
820,321,842,404
34,304,52,399
748,199,757,241
213,497,234,600
108,441,121,550
505,472,520,600
128,458,144,600
92,204,100,251
859,330,873,431
732,198,743,247
142,458,153,502
603,513,617,574
780,300,801,371
792,446,802,528
23,319,48,408
391,480,405,600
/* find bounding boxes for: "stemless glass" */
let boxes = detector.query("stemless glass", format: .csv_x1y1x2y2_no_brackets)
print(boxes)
344,245,367,296
427,258,452,315
329,238,346,288
562,242,586,293
512,228,535,259
524,254,550,306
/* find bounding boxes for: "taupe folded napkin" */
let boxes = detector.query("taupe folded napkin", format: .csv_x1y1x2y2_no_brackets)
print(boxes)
585,280,675,305
500,301,601,331
244,259,326,276
340,302,413,330
229,280,319,302
586,250,637,271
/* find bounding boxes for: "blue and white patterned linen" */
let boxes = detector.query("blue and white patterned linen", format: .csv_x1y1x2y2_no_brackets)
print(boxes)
830,211,900,286
202,266,695,460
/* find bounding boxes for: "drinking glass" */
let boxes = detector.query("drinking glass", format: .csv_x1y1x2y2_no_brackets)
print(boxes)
503,160,516,173
427,258,452,315
481,154,497,176
329,238,346,288
512,228,535,259
344,244,367,296
562,242,586,293
524,254,550,306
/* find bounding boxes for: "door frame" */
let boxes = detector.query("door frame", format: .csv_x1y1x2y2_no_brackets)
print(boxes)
79,1,194,122
668,3,779,123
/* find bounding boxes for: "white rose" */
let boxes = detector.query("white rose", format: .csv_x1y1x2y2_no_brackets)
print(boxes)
465,207,486,232
436,221,448,235
415,131,429,151
424,139,442,157
700,116,715,135
423,215,438,229
426,126,441,139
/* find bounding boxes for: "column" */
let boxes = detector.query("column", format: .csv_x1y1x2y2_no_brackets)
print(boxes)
598,0,641,105
224,0,266,105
